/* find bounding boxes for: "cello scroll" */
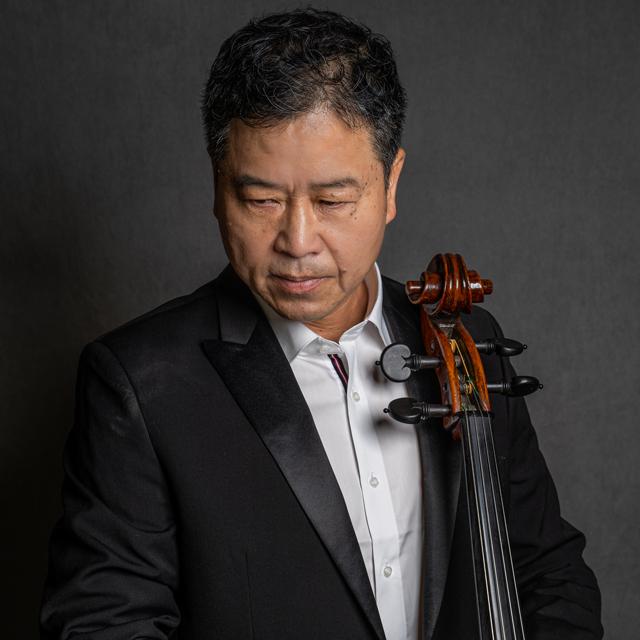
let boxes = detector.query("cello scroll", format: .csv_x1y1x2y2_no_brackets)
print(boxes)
378,252,544,640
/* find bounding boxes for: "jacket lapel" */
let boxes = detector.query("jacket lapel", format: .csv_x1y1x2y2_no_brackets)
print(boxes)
201,267,385,640
382,278,462,640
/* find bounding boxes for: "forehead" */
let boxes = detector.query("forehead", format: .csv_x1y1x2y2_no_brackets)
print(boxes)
222,108,382,186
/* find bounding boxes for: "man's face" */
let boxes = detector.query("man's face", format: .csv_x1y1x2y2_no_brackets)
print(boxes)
214,107,404,327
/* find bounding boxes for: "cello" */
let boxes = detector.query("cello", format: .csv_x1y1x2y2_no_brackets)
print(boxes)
378,253,542,640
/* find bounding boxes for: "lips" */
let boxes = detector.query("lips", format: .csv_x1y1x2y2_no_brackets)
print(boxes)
271,273,327,294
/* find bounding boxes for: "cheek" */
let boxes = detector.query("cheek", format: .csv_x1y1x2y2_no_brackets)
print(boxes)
220,216,275,270
325,211,386,274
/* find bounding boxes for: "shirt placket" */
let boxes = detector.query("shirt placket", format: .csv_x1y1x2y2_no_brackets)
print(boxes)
340,335,409,640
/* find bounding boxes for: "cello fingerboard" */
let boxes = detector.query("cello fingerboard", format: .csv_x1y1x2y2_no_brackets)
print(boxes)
461,412,526,640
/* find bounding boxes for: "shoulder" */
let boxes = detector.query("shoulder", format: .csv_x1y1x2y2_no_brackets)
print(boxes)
85,271,225,375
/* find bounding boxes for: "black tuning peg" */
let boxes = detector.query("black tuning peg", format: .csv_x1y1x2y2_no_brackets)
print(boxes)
475,337,527,357
487,376,543,397
377,343,441,382
383,397,451,424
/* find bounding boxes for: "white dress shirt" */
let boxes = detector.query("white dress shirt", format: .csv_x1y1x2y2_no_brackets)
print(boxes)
255,264,423,640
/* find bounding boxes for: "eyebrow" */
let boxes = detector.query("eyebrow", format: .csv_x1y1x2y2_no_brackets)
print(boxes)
232,175,281,190
310,177,362,190
231,174,363,191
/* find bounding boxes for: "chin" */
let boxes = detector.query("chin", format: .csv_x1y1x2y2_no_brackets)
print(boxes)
271,297,334,323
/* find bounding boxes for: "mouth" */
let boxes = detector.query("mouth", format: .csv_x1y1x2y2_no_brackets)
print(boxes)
270,273,328,294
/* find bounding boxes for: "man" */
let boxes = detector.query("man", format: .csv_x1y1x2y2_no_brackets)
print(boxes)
41,9,602,640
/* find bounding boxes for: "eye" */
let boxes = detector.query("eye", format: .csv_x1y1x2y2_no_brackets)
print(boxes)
318,200,348,209
245,198,280,208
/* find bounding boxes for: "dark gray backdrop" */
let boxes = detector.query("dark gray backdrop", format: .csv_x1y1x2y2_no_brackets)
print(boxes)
2,1,638,637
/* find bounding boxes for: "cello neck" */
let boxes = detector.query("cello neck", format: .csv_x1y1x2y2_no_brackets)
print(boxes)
460,411,525,640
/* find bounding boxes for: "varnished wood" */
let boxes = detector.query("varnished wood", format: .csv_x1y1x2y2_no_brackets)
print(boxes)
402,252,525,639
407,253,493,436
455,319,491,411
406,253,493,313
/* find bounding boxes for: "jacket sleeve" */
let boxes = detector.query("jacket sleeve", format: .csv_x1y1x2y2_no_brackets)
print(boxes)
40,341,180,639
486,313,603,639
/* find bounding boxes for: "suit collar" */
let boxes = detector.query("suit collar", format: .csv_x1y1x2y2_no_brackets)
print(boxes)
214,264,260,345
204,265,461,640
204,265,385,639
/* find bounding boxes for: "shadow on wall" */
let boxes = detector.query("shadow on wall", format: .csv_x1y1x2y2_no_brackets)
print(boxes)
2,165,218,637
3,167,109,637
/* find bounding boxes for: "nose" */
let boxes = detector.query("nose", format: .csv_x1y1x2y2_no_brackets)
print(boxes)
273,198,322,258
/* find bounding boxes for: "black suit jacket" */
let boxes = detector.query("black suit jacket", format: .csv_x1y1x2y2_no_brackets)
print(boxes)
41,266,602,639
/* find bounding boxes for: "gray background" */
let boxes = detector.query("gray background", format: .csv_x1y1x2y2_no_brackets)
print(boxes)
2,0,638,637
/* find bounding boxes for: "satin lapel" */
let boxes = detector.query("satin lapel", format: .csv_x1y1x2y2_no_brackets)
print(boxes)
201,268,385,640
382,278,462,640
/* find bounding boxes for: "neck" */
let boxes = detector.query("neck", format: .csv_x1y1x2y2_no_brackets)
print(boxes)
303,267,377,342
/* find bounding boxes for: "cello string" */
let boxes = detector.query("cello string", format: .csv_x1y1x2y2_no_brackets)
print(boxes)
458,338,504,637
489,412,524,638
476,404,511,639
470,402,503,639
461,406,487,640
463,405,495,640
456,338,507,638
481,395,526,638
469,372,521,638
454,340,495,636
465,352,525,638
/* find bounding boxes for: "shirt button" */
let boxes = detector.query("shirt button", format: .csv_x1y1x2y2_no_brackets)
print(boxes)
369,475,379,488
383,565,393,578
351,391,360,402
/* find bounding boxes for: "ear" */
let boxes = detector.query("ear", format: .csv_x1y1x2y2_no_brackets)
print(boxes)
385,148,406,224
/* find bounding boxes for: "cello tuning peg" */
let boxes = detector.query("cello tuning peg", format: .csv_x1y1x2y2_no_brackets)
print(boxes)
487,376,543,397
384,398,450,424
378,343,441,382
475,337,527,357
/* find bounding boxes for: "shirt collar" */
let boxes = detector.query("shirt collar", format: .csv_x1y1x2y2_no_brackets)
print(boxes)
254,263,387,363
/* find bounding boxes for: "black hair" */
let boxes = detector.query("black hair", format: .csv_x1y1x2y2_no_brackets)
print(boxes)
201,8,407,184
